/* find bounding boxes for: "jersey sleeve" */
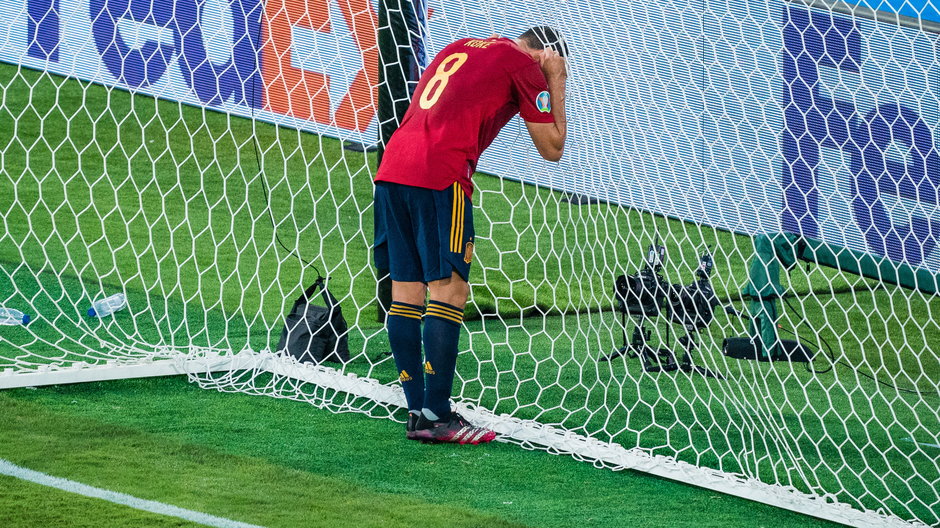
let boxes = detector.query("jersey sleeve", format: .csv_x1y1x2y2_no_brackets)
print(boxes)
510,61,555,124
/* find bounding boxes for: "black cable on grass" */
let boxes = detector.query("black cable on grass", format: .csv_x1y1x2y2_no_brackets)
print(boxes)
781,295,937,397
774,314,834,375
249,9,322,280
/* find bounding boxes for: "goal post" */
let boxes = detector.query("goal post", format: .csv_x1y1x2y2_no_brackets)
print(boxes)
0,0,938,526
375,0,427,322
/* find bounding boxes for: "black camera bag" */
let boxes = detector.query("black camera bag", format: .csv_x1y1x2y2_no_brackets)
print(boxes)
277,278,349,364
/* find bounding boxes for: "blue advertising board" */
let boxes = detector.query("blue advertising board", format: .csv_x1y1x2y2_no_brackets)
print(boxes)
1,0,381,142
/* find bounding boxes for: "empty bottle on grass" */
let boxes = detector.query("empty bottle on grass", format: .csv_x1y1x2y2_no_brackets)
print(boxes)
88,293,127,318
0,307,30,325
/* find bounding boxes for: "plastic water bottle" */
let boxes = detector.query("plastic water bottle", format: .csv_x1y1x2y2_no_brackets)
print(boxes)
0,307,30,325
88,293,127,318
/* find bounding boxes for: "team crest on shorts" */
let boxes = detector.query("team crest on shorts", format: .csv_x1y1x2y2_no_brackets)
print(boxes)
536,91,551,112
464,241,474,263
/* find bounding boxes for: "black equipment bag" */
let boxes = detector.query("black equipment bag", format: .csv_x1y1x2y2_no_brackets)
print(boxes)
277,278,349,364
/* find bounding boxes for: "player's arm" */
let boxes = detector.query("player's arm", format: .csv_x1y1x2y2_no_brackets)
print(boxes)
525,49,567,162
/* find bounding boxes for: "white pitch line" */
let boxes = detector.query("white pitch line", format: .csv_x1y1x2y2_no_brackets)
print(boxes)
0,459,266,528
901,437,940,449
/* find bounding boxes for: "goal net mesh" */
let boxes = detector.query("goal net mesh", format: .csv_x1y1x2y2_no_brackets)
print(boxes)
0,0,937,525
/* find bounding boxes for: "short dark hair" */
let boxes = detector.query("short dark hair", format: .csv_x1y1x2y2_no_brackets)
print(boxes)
518,26,568,58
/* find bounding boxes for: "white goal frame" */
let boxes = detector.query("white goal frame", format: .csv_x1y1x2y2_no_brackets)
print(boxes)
0,357,923,528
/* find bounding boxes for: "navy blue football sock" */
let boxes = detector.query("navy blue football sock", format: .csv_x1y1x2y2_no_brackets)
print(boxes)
422,300,464,421
387,301,425,413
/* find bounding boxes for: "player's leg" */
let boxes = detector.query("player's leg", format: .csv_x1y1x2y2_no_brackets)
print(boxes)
417,271,494,444
389,280,427,439
421,270,468,422
420,183,473,422
373,182,427,438
413,183,495,444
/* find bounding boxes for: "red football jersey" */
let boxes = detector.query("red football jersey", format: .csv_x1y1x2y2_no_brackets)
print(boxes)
374,37,555,197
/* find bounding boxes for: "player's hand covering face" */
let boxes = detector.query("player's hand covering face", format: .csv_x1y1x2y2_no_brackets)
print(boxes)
537,49,567,81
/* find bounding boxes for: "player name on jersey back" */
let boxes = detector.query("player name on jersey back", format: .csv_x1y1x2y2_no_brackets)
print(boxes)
463,39,494,49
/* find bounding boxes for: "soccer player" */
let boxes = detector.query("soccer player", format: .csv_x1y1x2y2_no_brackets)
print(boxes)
373,27,568,444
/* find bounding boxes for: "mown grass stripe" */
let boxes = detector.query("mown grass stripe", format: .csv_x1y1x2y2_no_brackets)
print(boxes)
0,459,265,528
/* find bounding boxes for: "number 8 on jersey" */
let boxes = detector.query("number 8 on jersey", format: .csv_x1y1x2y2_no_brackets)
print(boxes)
418,53,468,110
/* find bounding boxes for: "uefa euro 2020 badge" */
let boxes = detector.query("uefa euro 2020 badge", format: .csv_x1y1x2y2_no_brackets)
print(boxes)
536,91,551,113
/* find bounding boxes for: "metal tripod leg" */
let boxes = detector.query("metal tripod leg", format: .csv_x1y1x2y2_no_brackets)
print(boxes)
601,311,631,362
677,329,724,379
601,316,652,363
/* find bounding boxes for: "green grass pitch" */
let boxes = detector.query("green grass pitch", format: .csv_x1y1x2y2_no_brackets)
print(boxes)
0,377,843,528
0,64,937,526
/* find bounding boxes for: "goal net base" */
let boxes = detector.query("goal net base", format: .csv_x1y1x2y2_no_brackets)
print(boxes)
3,350,915,528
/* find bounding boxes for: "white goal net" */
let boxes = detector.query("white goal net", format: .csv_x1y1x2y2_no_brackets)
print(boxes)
0,0,937,526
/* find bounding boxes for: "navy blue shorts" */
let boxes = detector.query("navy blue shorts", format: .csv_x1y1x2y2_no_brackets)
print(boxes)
373,181,474,283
